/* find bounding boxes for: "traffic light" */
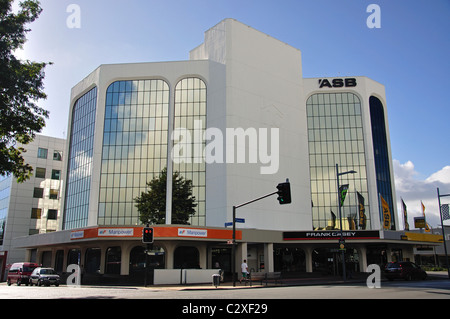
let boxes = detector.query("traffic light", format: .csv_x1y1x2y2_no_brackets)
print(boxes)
142,227,154,244
276,181,291,205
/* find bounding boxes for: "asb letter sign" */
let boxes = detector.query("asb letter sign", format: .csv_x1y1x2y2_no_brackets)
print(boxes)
318,78,357,88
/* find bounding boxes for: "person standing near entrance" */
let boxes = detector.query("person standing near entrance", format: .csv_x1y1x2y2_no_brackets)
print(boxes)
240,259,248,283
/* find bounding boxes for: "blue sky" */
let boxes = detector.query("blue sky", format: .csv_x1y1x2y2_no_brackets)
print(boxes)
13,0,450,227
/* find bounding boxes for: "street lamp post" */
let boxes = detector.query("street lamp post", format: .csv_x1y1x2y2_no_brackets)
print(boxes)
336,164,357,282
437,188,450,279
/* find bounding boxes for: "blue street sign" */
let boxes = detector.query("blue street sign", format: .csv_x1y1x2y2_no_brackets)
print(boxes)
224,218,245,227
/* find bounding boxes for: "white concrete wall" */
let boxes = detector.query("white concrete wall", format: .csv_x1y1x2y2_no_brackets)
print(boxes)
154,269,220,285
193,19,310,231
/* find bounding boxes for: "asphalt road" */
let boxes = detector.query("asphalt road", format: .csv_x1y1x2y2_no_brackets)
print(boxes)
1,278,449,300
1,279,448,318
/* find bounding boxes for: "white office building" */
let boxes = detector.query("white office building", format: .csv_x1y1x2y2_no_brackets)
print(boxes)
12,19,441,285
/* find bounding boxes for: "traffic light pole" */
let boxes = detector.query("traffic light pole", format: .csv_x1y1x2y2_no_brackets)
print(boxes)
231,191,278,287
144,243,150,287
142,224,154,287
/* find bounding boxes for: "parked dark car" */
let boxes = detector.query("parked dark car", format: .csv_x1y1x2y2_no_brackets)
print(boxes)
384,261,427,281
29,267,61,286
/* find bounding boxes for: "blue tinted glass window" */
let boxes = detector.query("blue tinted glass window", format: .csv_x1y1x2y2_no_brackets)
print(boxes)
369,96,394,229
63,87,97,230
99,80,169,226
174,78,207,226
307,93,370,231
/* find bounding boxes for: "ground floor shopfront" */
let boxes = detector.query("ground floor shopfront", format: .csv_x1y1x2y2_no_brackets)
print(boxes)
9,226,443,285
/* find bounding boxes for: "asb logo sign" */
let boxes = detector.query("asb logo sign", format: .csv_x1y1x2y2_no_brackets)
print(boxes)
318,78,357,88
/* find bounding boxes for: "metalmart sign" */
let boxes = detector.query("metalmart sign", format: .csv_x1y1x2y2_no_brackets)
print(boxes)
283,230,380,241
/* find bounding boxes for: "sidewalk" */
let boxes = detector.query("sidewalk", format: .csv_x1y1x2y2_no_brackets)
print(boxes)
152,271,449,291
151,273,368,291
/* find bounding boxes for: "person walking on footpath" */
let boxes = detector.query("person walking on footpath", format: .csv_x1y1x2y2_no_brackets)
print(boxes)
240,259,248,284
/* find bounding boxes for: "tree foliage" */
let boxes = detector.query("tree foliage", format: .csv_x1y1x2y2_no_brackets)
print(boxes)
135,168,197,225
0,0,50,182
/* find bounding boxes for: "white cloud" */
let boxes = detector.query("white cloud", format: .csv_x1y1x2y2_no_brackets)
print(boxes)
426,166,450,184
393,160,450,229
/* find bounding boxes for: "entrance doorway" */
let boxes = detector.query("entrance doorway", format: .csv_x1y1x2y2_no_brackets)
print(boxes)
312,247,360,276
274,247,306,273
174,246,199,269
211,247,231,276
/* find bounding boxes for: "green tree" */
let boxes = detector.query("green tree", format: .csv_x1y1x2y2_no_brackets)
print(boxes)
0,0,51,182
135,168,197,225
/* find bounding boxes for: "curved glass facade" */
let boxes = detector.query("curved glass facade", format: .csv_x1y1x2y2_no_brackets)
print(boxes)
174,78,207,226
64,87,97,230
99,80,169,225
307,93,370,230
369,96,394,229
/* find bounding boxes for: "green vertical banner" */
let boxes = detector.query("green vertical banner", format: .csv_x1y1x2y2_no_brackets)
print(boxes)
357,191,367,230
339,184,349,207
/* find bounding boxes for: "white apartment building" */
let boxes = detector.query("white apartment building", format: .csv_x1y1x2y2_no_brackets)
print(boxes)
0,134,66,279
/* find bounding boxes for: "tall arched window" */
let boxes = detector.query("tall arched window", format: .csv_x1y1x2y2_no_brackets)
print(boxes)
174,78,207,226
369,96,395,229
64,87,97,230
306,93,370,230
100,80,169,226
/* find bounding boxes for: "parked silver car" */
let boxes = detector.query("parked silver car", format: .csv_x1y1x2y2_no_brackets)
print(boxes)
29,267,61,286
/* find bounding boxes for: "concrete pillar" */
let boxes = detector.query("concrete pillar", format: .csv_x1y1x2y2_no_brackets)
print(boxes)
237,242,248,272
61,248,69,273
264,243,274,272
98,245,106,274
304,246,313,273
35,248,41,265
386,247,393,263
50,248,57,270
358,246,368,272
120,243,133,276
25,249,32,263
80,247,86,273
163,242,176,269
402,246,414,262
198,243,207,269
